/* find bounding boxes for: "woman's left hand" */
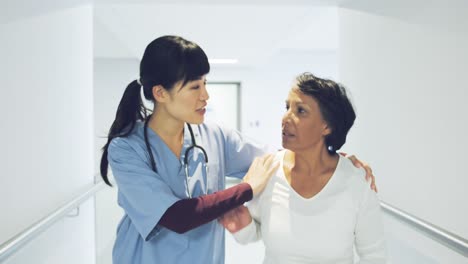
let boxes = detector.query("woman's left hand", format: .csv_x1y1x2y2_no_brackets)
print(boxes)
340,153,377,192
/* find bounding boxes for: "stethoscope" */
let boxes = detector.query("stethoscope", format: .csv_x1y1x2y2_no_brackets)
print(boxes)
144,117,209,198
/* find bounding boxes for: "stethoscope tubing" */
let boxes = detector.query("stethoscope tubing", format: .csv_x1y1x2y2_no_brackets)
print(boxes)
144,117,209,198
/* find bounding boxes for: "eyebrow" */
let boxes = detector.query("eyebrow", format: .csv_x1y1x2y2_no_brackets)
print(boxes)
285,100,307,106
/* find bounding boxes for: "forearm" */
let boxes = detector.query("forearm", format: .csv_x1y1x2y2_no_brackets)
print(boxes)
159,183,253,233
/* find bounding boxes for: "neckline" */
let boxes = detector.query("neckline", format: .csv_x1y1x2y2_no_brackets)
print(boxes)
279,150,342,201
142,121,192,164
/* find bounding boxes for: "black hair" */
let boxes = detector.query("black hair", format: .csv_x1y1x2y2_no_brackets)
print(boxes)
295,72,356,154
100,35,210,186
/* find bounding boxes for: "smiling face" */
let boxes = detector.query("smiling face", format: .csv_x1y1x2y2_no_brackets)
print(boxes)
282,86,331,152
156,75,209,125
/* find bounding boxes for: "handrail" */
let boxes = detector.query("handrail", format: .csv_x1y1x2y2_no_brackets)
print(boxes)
1,178,467,260
0,180,107,262
227,177,468,257
380,201,468,258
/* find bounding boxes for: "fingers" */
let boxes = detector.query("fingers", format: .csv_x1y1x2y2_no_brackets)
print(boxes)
262,154,279,170
346,155,373,184
252,153,276,168
338,151,348,157
362,163,378,193
370,175,378,193
218,217,226,226
238,205,249,214
346,154,378,193
362,165,377,192
218,215,228,228
261,153,275,167
348,154,363,168
218,210,235,229
251,156,260,166
226,221,237,232
218,206,247,233
267,160,280,175
218,211,229,224
361,161,373,182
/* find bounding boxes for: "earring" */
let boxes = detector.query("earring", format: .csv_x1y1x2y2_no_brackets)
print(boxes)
328,145,334,151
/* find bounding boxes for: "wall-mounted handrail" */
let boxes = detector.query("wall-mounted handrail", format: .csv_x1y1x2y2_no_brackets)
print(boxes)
2,178,467,260
0,181,106,262
380,201,468,258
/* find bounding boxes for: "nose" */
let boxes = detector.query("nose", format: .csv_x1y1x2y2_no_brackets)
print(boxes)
282,109,292,127
201,84,209,101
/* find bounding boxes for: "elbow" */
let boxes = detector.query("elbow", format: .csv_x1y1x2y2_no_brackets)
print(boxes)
169,223,192,234
159,217,193,234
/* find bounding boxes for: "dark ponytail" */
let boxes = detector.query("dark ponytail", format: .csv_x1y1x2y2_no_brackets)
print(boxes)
100,80,150,186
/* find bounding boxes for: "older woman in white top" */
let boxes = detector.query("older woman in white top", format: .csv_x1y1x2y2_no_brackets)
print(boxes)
220,72,387,264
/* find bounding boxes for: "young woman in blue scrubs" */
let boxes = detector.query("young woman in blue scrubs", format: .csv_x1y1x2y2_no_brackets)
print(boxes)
100,35,376,264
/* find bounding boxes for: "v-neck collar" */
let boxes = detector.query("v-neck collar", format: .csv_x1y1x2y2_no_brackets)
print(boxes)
279,150,343,202
143,122,192,165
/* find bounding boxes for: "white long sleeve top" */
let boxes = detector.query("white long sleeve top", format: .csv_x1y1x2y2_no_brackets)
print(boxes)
233,150,387,264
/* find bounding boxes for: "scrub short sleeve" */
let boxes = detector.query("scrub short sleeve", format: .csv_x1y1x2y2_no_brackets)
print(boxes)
223,127,275,179
108,138,179,241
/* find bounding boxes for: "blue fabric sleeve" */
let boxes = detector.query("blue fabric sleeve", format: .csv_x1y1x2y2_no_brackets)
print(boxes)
222,127,276,179
108,137,179,241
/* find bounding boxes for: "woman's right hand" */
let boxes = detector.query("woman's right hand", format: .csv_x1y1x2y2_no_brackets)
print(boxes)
219,205,252,233
243,154,279,196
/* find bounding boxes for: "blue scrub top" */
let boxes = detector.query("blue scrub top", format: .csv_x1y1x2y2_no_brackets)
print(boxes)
108,121,272,264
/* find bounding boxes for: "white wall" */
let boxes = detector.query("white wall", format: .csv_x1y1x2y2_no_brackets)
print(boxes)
210,50,338,148
93,58,137,263
93,58,139,172
338,6,468,260
0,4,95,263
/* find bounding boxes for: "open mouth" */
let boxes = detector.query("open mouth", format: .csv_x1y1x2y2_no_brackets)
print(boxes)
196,104,207,112
196,105,207,115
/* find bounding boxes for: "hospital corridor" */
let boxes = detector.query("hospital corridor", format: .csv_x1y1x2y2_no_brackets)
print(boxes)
1,0,467,263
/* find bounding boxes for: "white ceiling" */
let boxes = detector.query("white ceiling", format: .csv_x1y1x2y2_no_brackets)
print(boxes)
0,0,90,24
342,0,468,31
2,0,466,67
93,0,468,66
94,3,340,67
95,0,349,5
